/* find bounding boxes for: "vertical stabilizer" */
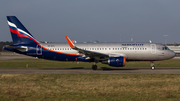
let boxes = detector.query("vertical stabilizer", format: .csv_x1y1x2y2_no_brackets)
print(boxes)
7,16,39,46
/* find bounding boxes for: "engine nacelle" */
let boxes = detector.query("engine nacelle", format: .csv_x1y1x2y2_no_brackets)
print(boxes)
102,57,126,67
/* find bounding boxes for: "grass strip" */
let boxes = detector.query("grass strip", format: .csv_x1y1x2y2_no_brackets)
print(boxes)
0,74,180,101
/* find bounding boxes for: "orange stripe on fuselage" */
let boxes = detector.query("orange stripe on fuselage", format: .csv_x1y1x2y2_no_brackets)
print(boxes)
41,46,83,56
10,28,81,57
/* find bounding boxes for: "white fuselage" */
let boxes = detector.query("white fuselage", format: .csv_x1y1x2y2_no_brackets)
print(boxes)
41,42,175,61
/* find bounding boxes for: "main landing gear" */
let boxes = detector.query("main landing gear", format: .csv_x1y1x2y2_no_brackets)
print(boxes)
92,64,97,70
92,62,98,70
151,61,155,70
92,60,99,70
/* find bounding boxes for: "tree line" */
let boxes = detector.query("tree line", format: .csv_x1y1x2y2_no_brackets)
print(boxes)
0,41,13,51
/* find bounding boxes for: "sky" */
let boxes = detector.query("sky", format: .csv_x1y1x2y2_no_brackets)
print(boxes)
1,0,180,44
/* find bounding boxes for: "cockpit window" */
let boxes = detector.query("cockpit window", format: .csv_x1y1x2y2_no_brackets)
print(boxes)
162,47,169,50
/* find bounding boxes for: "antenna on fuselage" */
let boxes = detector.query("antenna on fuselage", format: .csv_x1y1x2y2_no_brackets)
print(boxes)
149,40,152,43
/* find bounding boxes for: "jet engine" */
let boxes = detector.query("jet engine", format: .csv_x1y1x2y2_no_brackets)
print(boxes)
102,56,126,67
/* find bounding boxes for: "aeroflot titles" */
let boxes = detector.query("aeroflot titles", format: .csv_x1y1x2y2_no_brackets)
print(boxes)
121,44,144,46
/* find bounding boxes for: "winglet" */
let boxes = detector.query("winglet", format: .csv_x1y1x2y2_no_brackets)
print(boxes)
65,36,75,48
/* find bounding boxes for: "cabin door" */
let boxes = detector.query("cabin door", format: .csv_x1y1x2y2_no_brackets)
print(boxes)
151,44,156,54
36,45,42,55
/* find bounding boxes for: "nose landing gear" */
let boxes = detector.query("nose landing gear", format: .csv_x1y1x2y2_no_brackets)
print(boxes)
151,61,155,69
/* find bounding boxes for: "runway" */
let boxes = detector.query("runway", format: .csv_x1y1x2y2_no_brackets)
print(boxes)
0,68,180,74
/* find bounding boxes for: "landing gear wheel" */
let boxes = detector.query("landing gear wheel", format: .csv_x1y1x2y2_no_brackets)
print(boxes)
92,65,97,70
150,61,155,70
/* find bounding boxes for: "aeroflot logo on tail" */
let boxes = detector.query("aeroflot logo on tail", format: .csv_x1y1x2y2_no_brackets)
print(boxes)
7,20,39,43
7,21,34,38
121,44,144,46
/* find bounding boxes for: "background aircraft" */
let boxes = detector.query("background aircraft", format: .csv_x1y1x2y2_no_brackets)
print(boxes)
4,16,175,70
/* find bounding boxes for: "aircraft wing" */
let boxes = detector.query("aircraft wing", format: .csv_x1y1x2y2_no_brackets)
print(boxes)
65,36,109,59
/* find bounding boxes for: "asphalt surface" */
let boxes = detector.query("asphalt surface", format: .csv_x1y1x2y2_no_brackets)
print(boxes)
0,68,180,74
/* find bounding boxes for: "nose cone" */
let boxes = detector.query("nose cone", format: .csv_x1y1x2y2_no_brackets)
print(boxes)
169,51,176,59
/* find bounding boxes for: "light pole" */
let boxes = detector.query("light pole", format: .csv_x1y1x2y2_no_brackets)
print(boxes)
163,35,168,45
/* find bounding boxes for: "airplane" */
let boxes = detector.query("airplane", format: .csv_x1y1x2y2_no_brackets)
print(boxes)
4,16,176,70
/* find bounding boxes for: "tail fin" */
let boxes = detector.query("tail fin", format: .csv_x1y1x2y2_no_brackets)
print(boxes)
7,16,39,46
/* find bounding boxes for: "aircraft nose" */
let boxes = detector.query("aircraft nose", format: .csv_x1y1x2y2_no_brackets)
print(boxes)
170,51,176,59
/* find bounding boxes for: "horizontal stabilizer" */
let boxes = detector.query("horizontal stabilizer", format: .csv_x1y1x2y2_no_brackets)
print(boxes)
4,45,28,52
